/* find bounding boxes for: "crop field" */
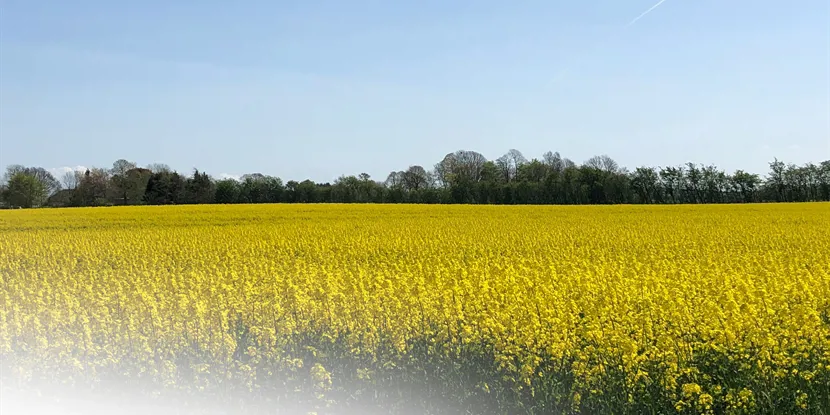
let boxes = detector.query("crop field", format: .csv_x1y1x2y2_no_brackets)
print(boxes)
1,203,829,414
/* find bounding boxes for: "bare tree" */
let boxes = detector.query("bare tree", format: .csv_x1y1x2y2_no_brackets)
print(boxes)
111,159,137,177
496,149,527,182
435,150,488,187
433,153,458,187
385,171,405,188
543,151,577,172
62,171,82,190
585,155,620,173
2,165,26,184
109,159,142,205
3,165,61,196
76,168,110,206
146,163,172,174
455,150,487,182
542,151,563,171
402,165,431,191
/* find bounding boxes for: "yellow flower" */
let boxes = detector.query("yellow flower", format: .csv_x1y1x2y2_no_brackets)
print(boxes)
683,383,702,398
1,203,827,411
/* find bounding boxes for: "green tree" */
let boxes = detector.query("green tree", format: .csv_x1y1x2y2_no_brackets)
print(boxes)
3,151,828,208
3,165,61,202
184,169,215,204
3,172,46,208
659,166,685,203
730,170,761,203
402,165,431,192
74,168,111,206
144,171,184,205
214,179,241,204
109,159,139,204
767,158,787,201
630,167,660,203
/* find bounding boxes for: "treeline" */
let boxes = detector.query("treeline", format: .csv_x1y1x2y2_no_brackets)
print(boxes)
1,150,829,208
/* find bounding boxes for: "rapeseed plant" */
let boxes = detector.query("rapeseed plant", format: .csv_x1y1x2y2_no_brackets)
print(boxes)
1,203,828,414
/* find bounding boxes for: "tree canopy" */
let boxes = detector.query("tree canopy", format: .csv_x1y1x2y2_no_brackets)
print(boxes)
2,152,828,208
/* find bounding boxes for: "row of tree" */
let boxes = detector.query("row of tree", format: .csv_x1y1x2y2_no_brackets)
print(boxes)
2,150,829,208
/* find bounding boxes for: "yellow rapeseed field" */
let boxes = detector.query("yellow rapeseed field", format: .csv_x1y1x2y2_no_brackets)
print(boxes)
1,203,828,414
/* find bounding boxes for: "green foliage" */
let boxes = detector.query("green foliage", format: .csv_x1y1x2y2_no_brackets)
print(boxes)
183,169,215,204
144,171,185,204
6,153,830,208
2,172,47,208
214,179,241,204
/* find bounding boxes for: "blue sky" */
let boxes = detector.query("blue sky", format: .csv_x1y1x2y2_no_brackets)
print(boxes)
1,0,828,182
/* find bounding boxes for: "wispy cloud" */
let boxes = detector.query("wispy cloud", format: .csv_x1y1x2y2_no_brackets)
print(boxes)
2,40,439,97
218,173,241,181
2,40,249,77
48,166,87,178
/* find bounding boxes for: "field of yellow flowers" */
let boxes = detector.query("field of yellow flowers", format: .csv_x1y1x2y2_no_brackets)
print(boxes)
1,203,829,414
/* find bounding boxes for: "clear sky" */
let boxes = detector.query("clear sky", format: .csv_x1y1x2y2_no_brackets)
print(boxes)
1,0,828,182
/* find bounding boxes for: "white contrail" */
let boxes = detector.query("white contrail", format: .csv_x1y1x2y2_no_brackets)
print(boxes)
545,0,672,86
625,0,669,28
